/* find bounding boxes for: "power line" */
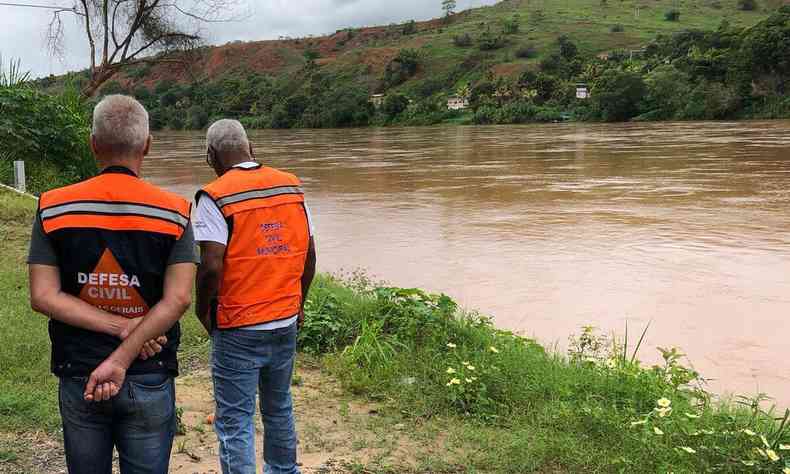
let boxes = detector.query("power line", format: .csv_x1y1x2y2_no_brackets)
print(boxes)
0,2,74,11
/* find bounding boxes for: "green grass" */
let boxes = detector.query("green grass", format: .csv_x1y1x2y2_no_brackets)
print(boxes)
300,279,790,472
3,187,790,472
0,189,59,431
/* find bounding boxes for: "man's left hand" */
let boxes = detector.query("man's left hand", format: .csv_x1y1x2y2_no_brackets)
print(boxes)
84,357,127,402
297,309,305,331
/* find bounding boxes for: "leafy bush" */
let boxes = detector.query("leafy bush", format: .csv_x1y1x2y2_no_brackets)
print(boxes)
478,27,506,51
452,33,473,47
515,44,538,59
0,85,95,194
558,35,579,60
383,49,421,88
381,93,409,119
611,24,625,33
592,69,648,122
738,0,758,10
680,80,741,120
501,14,520,35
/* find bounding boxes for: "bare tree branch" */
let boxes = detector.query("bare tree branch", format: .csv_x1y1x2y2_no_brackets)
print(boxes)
43,0,245,98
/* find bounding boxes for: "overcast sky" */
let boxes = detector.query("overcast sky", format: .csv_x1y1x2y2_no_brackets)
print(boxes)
0,0,498,78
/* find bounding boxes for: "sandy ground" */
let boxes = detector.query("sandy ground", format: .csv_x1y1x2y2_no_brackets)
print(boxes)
1,364,458,474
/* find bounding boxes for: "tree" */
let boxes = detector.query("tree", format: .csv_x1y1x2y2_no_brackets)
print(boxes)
46,0,242,98
592,69,647,122
382,93,409,119
442,0,457,18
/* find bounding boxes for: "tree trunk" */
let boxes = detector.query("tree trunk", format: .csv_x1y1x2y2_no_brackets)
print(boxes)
80,67,118,100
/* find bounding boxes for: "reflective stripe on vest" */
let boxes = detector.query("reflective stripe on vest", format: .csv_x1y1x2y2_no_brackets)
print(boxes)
200,166,308,329
40,201,189,228
214,186,304,209
40,173,190,238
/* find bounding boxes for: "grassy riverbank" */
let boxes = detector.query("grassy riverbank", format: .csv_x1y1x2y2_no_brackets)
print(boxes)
2,187,789,472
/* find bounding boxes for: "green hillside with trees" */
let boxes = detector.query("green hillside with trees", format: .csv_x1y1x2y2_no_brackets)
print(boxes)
43,0,790,129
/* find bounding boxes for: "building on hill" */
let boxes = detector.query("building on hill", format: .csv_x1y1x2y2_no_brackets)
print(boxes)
447,96,469,110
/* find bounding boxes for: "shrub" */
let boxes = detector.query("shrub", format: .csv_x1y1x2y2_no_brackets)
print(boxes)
478,27,506,51
515,44,538,59
501,14,520,35
665,9,681,21
738,0,758,10
402,20,417,35
611,24,625,33
383,49,421,88
558,35,578,60
0,85,95,194
381,93,409,118
453,33,473,47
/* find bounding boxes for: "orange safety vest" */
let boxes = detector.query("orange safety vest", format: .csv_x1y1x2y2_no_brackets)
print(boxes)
197,163,309,329
40,171,190,240
38,167,191,376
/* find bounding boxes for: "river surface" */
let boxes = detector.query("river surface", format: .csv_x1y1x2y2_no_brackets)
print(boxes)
144,122,790,405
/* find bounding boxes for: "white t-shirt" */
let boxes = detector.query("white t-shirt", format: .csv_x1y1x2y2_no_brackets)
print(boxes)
194,161,314,330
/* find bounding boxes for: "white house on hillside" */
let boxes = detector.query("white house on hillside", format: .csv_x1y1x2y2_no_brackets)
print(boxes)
447,96,469,110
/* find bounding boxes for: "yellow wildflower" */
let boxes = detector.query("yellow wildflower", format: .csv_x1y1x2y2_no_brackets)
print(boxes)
467,365,476,371
489,346,500,354
446,367,456,374
657,407,672,418
465,378,473,383
446,342,457,348
657,398,672,408
766,449,780,462
679,447,696,454
783,467,790,474
446,378,461,386
653,427,664,435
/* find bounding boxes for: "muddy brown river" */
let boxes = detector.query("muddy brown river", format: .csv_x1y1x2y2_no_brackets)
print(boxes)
143,122,790,406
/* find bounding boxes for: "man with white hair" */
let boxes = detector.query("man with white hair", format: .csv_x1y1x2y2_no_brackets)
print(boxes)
194,119,316,474
28,95,198,473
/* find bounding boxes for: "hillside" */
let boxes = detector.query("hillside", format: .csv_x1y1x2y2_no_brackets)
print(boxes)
50,0,787,128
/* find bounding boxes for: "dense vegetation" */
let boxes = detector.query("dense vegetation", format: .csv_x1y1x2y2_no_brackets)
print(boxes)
0,82,95,195
43,1,790,129
298,276,790,472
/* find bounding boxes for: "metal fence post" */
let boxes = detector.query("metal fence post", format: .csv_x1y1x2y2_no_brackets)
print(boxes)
13,161,25,193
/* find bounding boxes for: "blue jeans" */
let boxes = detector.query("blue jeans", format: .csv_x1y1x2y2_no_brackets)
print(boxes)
211,323,300,474
58,373,176,474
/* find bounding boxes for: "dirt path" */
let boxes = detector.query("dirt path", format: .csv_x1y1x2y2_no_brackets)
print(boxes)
2,364,462,474
171,365,431,473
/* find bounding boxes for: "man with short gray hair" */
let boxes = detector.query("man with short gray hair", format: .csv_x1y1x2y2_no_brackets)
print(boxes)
195,119,316,474
28,94,198,473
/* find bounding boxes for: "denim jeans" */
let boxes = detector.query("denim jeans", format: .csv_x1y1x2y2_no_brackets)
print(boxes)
211,323,300,474
58,372,176,474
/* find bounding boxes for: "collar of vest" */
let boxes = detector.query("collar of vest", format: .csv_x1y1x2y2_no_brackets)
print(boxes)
100,166,138,177
228,162,262,172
